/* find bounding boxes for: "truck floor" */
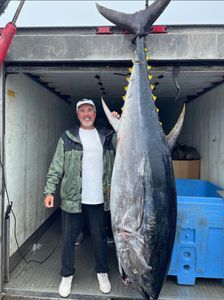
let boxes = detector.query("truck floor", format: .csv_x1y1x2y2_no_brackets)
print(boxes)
3,215,223,300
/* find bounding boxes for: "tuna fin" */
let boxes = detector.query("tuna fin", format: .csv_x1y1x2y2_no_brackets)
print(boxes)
167,104,186,150
96,3,134,34
96,0,171,37
101,97,120,133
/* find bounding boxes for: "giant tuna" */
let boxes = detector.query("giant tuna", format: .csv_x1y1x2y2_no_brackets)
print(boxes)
97,1,185,299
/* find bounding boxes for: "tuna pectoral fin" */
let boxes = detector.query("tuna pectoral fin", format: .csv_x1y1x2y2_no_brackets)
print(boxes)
167,104,185,150
101,97,120,133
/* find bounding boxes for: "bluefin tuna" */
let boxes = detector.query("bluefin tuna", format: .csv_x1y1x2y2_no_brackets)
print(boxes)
97,1,184,299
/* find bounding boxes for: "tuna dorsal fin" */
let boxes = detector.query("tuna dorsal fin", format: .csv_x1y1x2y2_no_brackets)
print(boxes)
167,104,186,150
96,0,171,36
101,97,120,133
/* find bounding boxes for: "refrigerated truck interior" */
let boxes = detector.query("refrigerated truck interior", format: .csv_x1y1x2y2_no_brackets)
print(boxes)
0,25,224,299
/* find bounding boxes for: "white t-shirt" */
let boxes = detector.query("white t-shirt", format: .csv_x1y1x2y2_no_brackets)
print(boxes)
79,127,104,205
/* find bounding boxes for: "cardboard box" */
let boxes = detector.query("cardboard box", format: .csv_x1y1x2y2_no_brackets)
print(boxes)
172,160,200,179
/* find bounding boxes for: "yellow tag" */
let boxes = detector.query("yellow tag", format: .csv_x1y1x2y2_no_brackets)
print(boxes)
7,89,15,97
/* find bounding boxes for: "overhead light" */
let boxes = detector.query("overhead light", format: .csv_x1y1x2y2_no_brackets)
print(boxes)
96,27,113,34
151,25,167,34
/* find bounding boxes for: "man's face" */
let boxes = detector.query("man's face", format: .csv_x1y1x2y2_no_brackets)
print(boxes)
77,104,96,129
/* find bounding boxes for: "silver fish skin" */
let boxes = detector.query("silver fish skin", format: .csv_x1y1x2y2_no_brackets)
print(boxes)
110,37,177,300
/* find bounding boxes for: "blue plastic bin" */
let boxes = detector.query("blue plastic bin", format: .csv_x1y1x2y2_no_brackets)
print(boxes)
168,179,224,285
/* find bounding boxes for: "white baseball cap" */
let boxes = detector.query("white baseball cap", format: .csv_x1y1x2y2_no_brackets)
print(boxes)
76,99,96,110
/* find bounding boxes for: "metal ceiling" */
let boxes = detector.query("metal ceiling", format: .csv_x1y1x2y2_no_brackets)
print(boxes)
30,65,224,112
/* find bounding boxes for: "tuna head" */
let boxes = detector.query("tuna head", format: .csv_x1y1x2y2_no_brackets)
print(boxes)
115,229,151,280
112,158,151,279
118,243,158,299
113,200,155,297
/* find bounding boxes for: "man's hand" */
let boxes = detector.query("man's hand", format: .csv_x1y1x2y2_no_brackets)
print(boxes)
44,194,54,208
111,111,121,120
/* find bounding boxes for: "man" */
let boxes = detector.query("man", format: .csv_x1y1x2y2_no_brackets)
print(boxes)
43,99,119,297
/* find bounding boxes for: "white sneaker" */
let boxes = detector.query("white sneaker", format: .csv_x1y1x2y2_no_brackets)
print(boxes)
97,273,111,294
58,275,73,298
75,232,84,246
106,235,114,244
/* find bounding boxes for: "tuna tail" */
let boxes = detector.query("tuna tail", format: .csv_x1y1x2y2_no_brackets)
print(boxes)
101,97,120,133
0,0,10,16
167,104,186,150
96,0,171,37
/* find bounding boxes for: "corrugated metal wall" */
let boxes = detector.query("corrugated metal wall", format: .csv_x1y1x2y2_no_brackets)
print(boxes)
5,74,73,255
179,83,224,188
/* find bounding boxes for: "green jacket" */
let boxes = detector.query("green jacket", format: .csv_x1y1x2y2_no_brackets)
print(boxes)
44,127,116,213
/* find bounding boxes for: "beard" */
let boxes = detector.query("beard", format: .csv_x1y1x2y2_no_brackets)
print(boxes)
80,118,95,128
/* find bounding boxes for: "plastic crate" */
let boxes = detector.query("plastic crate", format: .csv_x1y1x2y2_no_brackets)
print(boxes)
168,179,224,285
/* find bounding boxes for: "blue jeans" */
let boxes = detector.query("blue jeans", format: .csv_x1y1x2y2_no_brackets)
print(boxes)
61,204,108,277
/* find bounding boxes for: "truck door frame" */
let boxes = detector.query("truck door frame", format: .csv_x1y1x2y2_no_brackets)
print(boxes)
0,64,6,294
